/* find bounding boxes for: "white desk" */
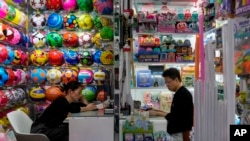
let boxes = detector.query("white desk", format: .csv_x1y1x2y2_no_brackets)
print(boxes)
69,111,114,141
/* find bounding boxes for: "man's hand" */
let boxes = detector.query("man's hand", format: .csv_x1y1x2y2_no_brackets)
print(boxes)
86,103,97,111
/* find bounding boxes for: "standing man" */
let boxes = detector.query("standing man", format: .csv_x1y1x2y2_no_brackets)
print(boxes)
149,68,194,141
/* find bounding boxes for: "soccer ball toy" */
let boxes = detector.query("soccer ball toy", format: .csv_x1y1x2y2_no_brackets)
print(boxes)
78,14,93,30
63,14,78,30
48,49,64,66
46,32,63,48
62,68,78,84
92,32,102,48
62,32,79,47
46,0,62,10
30,49,48,66
30,68,47,84
46,68,62,84
78,32,93,48
100,26,113,41
80,51,93,66
30,13,46,29
29,0,46,10
77,0,93,12
93,0,113,15
31,31,46,48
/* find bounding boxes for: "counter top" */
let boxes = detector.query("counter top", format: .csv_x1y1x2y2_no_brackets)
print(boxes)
70,110,114,117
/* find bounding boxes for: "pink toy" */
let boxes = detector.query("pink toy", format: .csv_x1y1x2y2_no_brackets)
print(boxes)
20,51,28,66
62,0,77,11
13,69,22,85
16,69,26,85
0,0,8,18
9,28,21,44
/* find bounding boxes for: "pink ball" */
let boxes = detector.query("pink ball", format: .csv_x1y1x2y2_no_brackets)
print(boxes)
14,69,22,85
62,0,77,11
20,51,28,66
94,0,113,15
9,28,21,45
0,0,8,18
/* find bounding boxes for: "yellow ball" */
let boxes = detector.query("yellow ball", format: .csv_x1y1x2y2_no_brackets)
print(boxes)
30,50,48,66
92,32,102,48
11,8,21,24
101,17,110,26
78,14,93,30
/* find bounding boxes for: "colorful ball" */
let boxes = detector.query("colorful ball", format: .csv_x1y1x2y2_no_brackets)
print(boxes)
81,86,97,102
100,50,113,65
77,0,93,12
63,49,79,65
29,87,46,102
3,25,14,41
62,68,78,84
47,13,63,30
94,69,105,84
31,31,46,48
9,28,21,45
48,49,64,66
16,69,27,85
30,50,48,66
5,5,16,21
11,8,21,25
46,0,62,10
78,69,94,84
0,90,8,109
0,44,8,63
12,49,23,65
18,12,27,27
78,32,93,48
63,13,78,30
20,51,28,66
100,26,113,41
30,68,47,83
3,46,14,65
93,16,103,29
46,68,62,84
13,69,21,85
93,50,102,63
0,68,8,86
5,68,15,86
46,32,63,48
4,89,14,108
62,32,79,47
0,0,8,18
92,32,102,48
62,0,76,11
29,0,46,10
45,86,64,101
30,13,46,29
80,51,93,66
78,14,93,30
93,0,113,15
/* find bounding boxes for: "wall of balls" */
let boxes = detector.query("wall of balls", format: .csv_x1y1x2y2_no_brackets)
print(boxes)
27,0,115,118
0,0,31,129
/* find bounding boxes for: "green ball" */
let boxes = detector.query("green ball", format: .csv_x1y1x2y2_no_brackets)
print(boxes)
93,16,103,29
81,86,97,102
46,32,63,48
77,0,93,12
100,27,113,41
5,5,16,21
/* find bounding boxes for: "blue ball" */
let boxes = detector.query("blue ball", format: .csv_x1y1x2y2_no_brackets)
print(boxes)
0,67,9,86
4,46,15,65
94,50,102,63
63,49,79,65
47,13,63,30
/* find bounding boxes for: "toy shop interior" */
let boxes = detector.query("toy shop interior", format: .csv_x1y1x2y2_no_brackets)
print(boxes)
0,0,249,141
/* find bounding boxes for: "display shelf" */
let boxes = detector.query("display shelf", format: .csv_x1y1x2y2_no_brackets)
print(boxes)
133,62,194,66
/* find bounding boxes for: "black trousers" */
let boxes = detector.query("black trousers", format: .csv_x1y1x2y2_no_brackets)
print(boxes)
30,122,69,141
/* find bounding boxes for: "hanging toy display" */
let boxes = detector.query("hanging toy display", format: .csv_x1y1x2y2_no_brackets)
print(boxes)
80,51,94,66
78,13,93,30
62,32,79,47
62,0,77,11
78,32,93,48
61,68,78,84
30,13,47,29
30,49,48,66
78,69,94,84
29,0,46,10
30,68,47,84
45,86,64,101
63,13,78,30
31,31,46,48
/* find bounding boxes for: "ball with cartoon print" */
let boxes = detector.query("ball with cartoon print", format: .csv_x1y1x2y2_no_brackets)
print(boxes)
30,50,48,66
30,68,47,84
31,31,46,48
29,0,46,10
46,32,63,48
30,13,46,29
9,28,21,45
63,13,78,30
11,49,23,65
62,32,79,47
16,69,27,85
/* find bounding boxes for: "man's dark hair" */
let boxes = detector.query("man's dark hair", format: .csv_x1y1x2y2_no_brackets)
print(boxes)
162,67,182,82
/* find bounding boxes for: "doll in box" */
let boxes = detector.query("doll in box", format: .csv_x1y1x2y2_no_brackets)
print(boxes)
167,52,176,62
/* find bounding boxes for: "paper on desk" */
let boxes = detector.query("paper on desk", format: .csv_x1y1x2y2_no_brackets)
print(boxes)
96,103,104,109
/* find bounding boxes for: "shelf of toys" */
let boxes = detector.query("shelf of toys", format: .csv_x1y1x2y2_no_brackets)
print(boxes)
25,0,115,119
0,0,31,130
